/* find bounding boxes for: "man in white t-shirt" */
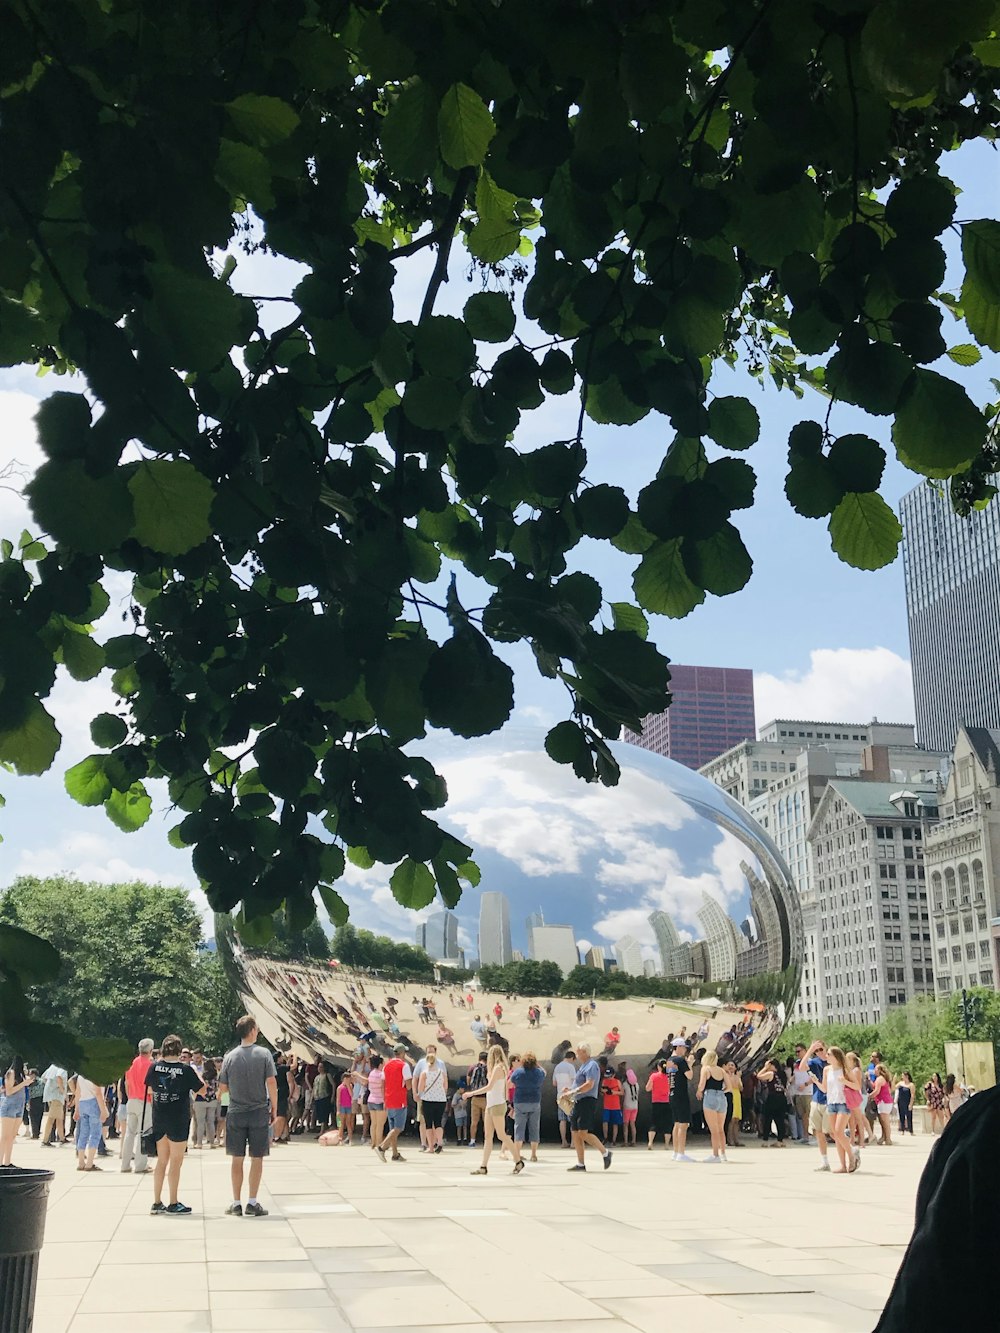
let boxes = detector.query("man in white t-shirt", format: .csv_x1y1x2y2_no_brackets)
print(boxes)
553,1051,577,1147
411,1050,429,1151
792,1043,813,1139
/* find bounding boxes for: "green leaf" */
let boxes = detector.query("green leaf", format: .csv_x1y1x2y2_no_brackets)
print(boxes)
0,701,61,775
27,460,133,554
892,370,987,477
438,84,496,169
78,1037,134,1085
576,484,629,538
707,396,760,450
318,883,350,928
0,923,61,983
464,291,516,343
683,523,753,596
468,172,522,262
390,858,436,910
862,0,993,103
422,627,514,737
61,629,105,682
91,713,127,748
128,460,216,556
585,376,649,426
35,392,91,461
65,754,113,806
145,263,254,372
104,781,152,832
826,335,912,416
633,540,705,618
946,344,982,366
785,455,845,519
545,720,590,766
412,316,475,379
962,220,1000,350
884,177,957,238
215,138,275,211
347,846,375,870
609,602,648,639
828,492,902,570
225,93,299,146
237,912,275,947
731,180,825,267
254,728,316,798
402,376,462,429
827,435,886,493
380,80,440,180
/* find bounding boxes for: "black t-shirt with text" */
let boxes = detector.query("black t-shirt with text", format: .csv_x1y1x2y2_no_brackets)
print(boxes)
668,1057,690,1106
145,1059,202,1123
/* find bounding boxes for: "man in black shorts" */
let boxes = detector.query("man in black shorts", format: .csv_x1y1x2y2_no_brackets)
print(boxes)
567,1042,613,1172
219,1014,278,1218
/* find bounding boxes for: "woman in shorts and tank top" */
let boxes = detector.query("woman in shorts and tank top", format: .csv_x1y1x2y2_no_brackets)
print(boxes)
696,1051,729,1163
1,1057,34,1167
363,1055,386,1153
466,1045,520,1175
815,1046,857,1174
644,1061,672,1150
872,1063,895,1145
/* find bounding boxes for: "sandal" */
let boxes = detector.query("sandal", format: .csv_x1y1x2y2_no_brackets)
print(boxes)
513,1160,525,1174
470,1166,488,1175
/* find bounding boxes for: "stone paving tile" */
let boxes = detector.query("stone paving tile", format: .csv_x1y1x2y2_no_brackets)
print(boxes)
9,1122,932,1333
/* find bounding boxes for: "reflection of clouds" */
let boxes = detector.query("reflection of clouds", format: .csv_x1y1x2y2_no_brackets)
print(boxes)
436,741,771,955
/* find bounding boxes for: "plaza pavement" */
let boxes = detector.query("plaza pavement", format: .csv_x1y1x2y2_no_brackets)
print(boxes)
19,1128,928,1333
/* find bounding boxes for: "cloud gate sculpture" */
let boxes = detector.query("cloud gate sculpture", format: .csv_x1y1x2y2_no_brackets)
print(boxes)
219,729,802,1106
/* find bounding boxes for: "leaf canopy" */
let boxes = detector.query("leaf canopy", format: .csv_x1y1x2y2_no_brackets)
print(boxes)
1,0,1000,1051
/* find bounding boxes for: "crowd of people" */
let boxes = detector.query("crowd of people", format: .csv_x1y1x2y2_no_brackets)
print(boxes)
2,1014,972,1216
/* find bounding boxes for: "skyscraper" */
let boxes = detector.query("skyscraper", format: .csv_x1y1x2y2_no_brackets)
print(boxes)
901,481,1000,752
648,909,681,974
525,910,544,959
614,934,645,977
626,664,756,769
697,892,743,984
528,924,579,976
478,891,513,967
416,909,460,962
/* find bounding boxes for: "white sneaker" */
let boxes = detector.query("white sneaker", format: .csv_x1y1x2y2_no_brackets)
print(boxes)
676,1153,695,1162
815,1159,831,1172
703,1155,721,1164
671,1152,679,1161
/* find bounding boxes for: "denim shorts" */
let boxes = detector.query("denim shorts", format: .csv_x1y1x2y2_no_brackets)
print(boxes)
703,1089,727,1114
386,1107,407,1131
827,1101,848,1114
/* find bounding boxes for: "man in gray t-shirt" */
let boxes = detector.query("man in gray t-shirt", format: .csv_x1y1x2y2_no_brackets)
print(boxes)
218,1014,277,1218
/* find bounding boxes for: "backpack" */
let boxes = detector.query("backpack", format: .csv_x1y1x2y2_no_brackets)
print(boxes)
468,1062,488,1093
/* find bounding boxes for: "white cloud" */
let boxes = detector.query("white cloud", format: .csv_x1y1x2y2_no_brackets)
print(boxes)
0,389,43,538
754,647,914,728
14,830,194,890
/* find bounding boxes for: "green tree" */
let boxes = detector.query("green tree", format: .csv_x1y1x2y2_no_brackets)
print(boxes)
478,959,563,994
189,950,244,1055
331,923,435,979
2,0,1000,1053
0,876,216,1076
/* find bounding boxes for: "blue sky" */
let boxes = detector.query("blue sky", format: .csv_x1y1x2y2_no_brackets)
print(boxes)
0,139,996,934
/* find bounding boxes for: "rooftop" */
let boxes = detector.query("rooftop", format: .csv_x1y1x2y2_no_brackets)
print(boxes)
822,779,940,820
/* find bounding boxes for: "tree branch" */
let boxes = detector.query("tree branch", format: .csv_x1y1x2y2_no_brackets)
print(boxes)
418,168,476,324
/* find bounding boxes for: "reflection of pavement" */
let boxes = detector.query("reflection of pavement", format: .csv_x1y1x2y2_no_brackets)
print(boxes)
232,954,780,1072
23,1125,929,1330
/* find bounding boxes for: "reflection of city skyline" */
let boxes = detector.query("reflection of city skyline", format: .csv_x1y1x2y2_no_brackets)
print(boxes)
326,734,800,1002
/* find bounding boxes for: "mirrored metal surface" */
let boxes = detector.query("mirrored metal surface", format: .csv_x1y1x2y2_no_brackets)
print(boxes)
218,728,802,1080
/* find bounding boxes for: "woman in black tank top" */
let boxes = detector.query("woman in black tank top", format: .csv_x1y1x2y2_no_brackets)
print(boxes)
697,1053,730,1163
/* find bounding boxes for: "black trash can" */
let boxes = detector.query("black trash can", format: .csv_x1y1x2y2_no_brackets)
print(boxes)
0,1166,54,1333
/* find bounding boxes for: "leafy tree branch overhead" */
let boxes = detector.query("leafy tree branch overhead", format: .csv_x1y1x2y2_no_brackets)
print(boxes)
1,0,1000,1024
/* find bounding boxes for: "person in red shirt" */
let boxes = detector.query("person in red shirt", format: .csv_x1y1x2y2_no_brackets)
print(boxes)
645,1060,673,1150
601,1068,624,1145
121,1037,154,1174
376,1045,412,1163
